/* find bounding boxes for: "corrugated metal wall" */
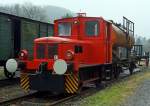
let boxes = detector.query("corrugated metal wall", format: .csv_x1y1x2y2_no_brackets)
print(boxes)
39,23,47,37
48,25,53,36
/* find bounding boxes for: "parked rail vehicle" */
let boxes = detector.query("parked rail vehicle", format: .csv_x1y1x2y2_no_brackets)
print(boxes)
5,13,149,94
0,12,53,78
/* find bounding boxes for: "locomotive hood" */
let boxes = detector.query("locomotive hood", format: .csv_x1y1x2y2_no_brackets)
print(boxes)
34,37,86,44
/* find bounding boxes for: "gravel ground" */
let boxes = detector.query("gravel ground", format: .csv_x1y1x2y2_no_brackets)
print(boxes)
55,87,99,106
122,79,150,106
0,84,30,103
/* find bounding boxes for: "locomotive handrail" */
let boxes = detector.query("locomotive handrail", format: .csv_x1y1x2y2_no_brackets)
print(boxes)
123,16,134,36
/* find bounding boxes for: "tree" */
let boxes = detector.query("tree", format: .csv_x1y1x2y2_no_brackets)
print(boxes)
135,36,142,45
0,3,47,22
22,3,46,21
62,13,73,18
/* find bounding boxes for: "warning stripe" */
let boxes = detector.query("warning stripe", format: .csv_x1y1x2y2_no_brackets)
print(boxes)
66,78,76,92
20,75,28,85
73,75,78,82
66,77,78,90
24,85,30,90
21,75,29,82
20,76,28,82
65,74,79,94
70,75,78,87
20,78,29,87
65,82,74,93
67,76,78,90
20,73,30,91
65,87,71,93
22,80,29,88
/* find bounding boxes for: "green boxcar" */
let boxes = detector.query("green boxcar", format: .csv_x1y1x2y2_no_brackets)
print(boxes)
0,12,53,78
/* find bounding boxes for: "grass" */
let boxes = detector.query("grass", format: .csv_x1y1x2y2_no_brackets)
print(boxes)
81,68,150,106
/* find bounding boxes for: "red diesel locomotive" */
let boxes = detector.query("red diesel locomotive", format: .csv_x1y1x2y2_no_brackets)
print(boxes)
5,13,146,93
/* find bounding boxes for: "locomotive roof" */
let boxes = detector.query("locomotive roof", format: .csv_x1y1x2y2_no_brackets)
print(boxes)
55,16,104,22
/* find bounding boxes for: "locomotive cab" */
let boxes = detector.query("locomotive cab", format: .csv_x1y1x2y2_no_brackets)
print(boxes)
53,16,111,65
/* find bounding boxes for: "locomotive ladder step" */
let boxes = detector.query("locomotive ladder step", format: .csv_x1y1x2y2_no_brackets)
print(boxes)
106,69,111,72
105,69,111,80
105,77,111,80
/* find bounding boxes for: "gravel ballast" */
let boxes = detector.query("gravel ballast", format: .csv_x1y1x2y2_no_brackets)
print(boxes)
122,79,150,106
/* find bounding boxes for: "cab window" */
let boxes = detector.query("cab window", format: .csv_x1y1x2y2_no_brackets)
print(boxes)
85,21,99,36
58,22,71,36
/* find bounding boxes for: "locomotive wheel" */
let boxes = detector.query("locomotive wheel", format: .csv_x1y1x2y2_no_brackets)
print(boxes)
95,79,102,89
129,67,133,75
76,83,83,94
4,66,15,79
115,66,121,79
114,69,120,79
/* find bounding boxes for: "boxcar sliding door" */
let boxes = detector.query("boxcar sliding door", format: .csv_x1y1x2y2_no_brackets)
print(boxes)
12,19,21,58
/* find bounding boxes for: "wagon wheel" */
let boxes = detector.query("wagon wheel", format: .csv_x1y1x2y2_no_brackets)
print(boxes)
114,68,120,79
129,62,135,75
129,67,133,75
95,70,103,89
113,64,120,79
4,66,15,79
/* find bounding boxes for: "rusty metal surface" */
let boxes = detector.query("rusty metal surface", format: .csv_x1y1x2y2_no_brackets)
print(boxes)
112,25,135,48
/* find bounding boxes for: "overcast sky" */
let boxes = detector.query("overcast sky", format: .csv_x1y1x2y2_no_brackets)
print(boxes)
0,0,150,38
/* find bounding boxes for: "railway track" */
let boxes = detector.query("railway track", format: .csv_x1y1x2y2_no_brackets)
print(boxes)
13,87,94,106
0,91,37,106
20,94,77,106
0,66,148,106
0,79,37,106
0,78,19,87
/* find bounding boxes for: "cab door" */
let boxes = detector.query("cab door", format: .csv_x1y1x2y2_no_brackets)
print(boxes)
82,18,102,64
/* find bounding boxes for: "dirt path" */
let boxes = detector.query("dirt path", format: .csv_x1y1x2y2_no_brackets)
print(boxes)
122,79,150,106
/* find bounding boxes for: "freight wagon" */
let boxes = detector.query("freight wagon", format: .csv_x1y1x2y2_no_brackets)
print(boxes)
0,12,53,78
